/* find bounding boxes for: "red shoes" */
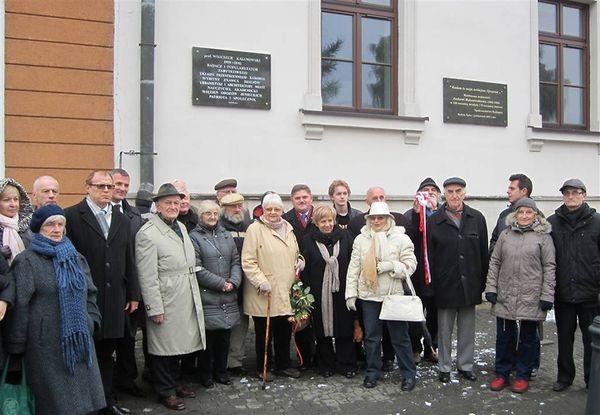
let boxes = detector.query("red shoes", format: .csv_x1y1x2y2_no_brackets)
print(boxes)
490,376,507,391
511,379,529,393
490,377,529,393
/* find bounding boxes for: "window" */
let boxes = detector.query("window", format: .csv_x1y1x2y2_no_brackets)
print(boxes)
538,1,588,129
321,0,397,113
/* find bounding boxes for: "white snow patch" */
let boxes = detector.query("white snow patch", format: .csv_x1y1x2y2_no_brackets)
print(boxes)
425,402,432,407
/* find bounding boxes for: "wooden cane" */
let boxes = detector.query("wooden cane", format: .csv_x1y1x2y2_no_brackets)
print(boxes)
262,292,272,390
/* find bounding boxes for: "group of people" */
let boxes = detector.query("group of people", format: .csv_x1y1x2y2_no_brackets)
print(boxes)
0,170,597,414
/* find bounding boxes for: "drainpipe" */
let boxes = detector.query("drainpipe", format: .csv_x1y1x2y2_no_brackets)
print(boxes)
140,0,155,188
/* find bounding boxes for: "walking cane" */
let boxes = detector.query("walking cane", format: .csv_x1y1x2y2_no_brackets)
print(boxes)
262,292,272,390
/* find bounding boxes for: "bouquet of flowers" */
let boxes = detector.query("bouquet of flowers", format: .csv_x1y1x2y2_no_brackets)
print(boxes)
288,280,314,332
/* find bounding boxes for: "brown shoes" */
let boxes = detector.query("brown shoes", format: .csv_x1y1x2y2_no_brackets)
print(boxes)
161,395,185,411
175,385,196,398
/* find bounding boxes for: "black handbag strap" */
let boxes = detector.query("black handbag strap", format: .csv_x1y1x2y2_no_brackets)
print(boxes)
1,356,27,386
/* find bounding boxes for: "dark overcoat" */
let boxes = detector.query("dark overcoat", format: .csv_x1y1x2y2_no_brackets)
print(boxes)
301,226,355,339
0,272,14,370
404,208,434,297
427,203,489,308
283,207,316,256
6,250,105,415
65,199,140,339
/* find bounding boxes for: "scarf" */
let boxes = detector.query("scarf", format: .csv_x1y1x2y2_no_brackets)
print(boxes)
313,228,341,338
0,213,25,264
261,216,287,239
560,203,588,228
415,193,432,286
30,233,93,375
363,224,392,290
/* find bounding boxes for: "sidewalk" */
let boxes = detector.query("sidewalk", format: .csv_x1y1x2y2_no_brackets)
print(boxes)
119,304,589,414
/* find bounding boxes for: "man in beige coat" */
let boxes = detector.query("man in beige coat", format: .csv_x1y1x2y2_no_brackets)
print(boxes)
135,183,206,411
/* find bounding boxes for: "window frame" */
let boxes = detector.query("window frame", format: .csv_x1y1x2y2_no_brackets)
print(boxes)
321,0,398,114
538,0,589,130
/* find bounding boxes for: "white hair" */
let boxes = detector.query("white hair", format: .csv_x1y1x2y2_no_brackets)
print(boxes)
262,193,284,209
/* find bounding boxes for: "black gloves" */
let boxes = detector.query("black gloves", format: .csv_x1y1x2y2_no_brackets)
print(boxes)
540,300,553,311
485,292,497,304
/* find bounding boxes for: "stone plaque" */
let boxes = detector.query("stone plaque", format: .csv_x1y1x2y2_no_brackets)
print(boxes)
443,78,507,126
192,47,271,110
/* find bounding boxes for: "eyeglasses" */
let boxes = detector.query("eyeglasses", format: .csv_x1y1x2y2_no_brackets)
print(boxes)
562,190,584,197
89,183,115,190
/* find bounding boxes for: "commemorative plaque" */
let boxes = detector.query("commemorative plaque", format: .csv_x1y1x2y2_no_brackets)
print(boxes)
443,78,507,127
192,47,271,110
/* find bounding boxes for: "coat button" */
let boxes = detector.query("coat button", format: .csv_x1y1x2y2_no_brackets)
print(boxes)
105,262,110,268
459,255,464,259
106,282,111,288
458,235,463,239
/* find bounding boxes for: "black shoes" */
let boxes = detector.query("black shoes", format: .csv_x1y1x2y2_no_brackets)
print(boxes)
458,370,477,381
276,368,301,378
382,360,395,372
553,381,571,392
228,366,247,377
401,377,416,391
100,405,131,415
344,370,357,379
200,378,214,389
215,376,232,385
438,372,451,383
321,370,334,378
363,377,377,388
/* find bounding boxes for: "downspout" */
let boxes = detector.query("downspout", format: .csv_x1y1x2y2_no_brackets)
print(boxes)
140,0,155,188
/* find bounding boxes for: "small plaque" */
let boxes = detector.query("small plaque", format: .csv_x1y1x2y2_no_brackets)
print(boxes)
192,47,271,110
443,78,507,127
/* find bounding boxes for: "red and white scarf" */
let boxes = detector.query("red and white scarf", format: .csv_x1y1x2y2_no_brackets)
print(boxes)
415,193,431,286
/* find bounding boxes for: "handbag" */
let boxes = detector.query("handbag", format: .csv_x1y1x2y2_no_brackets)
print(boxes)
379,275,425,322
0,356,35,415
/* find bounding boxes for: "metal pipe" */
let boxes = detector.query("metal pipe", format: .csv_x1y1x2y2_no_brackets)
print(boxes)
140,0,156,188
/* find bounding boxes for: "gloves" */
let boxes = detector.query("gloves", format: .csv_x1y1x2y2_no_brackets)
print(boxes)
346,297,357,311
258,281,271,295
376,261,395,274
0,245,11,260
485,292,497,304
540,300,553,311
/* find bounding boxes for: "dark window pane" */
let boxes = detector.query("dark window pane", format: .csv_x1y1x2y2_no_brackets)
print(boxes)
361,18,391,64
361,0,391,6
563,6,583,37
563,86,584,125
539,44,557,82
539,2,557,33
362,64,391,109
322,60,353,106
540,84,558,123
563,47,583,86
322,12,353,60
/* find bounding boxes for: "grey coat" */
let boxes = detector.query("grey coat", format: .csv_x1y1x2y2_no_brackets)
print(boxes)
190,224,242,330
485,214,556,321
6,249,105,415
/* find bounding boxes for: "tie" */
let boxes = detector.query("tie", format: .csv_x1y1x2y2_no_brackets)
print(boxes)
115,204,122,214
301,213,308,227
96,211,110,239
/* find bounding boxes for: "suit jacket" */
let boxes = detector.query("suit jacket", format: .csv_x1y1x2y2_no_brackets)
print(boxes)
282,208,316,256
65,199,140,339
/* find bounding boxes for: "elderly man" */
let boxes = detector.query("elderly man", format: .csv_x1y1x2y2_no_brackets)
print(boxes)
171,179,199,233
219,193,251,375
31,175,59,209
65,170,140,415
548,179,600,392
428,177,488,383
136,183,206,410
328,179,362,230
215,178,238,204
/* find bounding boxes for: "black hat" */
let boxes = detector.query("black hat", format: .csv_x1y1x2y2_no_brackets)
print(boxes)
417,177,440,192
30,204,65,233
559,178,586,193
152,183,185,202
214,179,237,191
443,177,467,188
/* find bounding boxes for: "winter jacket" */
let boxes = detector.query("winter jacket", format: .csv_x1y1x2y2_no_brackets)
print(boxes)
189,224,241,331
485,214,556,321
427,203,489,308
345,225,416,302
548,203,600,304
242,218,300,317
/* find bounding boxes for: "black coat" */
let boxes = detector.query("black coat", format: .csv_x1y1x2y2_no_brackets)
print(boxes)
282,208,316,256
548,203,600,304
301,226,355,339
65,199,140,339
404,208,435,297
427,203,489,308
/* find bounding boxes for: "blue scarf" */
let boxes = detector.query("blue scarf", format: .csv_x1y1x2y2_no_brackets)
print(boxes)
30,233,93,375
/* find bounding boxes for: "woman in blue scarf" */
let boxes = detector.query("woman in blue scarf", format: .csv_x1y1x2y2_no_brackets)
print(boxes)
7,204,106,415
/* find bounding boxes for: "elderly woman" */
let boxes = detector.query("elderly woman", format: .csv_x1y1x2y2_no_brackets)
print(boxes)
485,198,555,393
136,183,206,411
189,200,241,388
242,193,302,380
0,178,34,269
302,204,356,378
345,202,417,390
7,204,105,415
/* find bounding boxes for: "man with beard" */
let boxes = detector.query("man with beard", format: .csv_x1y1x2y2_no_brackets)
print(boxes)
219,193,251,376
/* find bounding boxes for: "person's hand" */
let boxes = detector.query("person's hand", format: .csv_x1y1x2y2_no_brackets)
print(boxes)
223,282,234,292
540,300,553,311
412,197,421,213
151,314,165,324
258,281,271,295
0,245,11,260
0,300,7,321
485,292,497,304
295,257,305,272
125,301,139,314
353,321,363,343
376,261,395,274
346,297,357,311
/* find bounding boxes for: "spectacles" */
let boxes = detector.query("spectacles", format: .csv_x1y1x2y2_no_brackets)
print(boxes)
562,190,584,197
89,183,115,190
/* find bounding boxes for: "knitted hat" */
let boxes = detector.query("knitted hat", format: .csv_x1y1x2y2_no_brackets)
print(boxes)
30,204,65,233
417,177,440,192
513,197,538,212
443,177,466,188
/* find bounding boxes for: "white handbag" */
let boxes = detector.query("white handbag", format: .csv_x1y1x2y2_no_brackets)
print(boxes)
379,275,425,322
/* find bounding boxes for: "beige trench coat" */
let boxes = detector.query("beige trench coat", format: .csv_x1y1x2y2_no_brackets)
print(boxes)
135,214,206,356
242,219,299,317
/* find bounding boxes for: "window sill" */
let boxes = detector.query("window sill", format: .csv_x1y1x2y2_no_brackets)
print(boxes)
526,126,600,152
299,109,429,143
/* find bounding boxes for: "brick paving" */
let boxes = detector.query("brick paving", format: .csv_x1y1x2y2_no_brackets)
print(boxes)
118,304,589,415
